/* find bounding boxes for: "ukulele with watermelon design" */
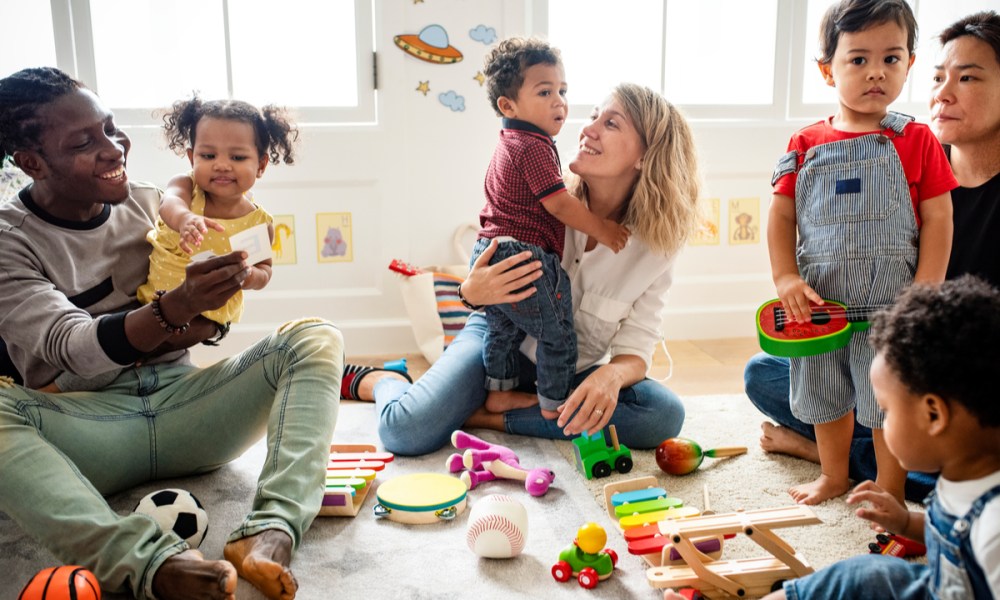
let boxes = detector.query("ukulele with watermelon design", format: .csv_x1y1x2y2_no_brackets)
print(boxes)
756,299,889,358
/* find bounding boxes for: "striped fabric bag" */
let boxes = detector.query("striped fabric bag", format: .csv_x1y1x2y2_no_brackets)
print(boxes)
389,224,477,364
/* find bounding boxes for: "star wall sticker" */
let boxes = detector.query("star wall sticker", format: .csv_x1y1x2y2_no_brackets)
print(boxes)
473,71,485,86
416,81,431,96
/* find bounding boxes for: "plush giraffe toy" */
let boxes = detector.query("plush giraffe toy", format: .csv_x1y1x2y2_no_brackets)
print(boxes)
447,430,555,496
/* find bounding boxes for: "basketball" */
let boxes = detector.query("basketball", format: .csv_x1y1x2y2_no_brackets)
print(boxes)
17,565,100,600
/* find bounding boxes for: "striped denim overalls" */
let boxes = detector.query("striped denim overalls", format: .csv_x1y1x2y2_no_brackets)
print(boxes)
772,112,918,428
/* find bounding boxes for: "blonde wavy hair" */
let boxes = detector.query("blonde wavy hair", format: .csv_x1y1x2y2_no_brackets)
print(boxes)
567,83,700,255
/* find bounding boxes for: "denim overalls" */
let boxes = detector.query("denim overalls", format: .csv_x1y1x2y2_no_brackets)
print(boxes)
923,484,1000,599
771,112,918,429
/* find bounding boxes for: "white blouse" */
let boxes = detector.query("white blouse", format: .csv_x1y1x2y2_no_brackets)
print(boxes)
521,227,677,372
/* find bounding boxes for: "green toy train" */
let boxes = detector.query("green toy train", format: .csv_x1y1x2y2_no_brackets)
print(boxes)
572,425,633,480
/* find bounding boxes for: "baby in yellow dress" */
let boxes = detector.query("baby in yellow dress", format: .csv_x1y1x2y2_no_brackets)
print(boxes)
137,96,299,328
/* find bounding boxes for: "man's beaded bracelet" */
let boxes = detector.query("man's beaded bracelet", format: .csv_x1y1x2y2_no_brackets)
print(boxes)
151,290,190,335
457,283,483,311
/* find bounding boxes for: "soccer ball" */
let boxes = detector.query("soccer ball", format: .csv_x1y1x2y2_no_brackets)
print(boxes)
133,489,209,548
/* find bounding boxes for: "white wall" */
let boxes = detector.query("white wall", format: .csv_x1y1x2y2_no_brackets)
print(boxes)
122,0,805,364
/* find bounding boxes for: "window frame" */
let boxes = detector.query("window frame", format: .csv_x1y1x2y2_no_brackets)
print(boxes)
538,0,948,124
48,0,375,126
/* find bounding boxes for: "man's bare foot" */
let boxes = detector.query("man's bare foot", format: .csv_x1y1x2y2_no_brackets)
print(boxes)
789,474,851,505
152,549,237,600
223,530,297,600
485,390,538,413
760,422,821,463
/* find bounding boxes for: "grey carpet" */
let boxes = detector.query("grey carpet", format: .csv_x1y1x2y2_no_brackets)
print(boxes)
1,394,923,599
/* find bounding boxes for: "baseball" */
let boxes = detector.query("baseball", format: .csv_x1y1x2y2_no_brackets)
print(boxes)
465,494,528,558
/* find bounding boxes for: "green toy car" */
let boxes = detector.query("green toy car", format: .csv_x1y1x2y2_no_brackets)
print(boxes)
551,523,618,589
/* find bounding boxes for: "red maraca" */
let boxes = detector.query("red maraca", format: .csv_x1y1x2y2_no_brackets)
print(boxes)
655,437,747,475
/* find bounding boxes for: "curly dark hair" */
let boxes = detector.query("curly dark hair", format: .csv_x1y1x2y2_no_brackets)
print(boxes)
0,67,85,158
869,276,1000,428
939,11,1000,68
483,37,561,117
818,0,918,64
161,95,299,165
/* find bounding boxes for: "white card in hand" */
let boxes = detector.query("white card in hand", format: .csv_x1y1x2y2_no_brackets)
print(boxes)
228,223,272,265
189,223,272,264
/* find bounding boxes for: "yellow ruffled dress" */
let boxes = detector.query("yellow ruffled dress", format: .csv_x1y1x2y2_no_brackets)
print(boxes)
137,183,273,324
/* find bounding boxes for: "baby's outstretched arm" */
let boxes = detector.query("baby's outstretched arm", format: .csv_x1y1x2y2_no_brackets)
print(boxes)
847,480,925,540
161,174,225,254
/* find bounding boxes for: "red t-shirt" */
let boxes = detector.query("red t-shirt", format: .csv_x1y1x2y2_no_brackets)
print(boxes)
773,118,958,226
479,118,567,256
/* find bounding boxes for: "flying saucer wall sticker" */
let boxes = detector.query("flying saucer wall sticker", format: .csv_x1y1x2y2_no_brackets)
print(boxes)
394,24,463,64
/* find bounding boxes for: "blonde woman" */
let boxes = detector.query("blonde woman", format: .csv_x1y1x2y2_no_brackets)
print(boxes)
360,83,701,455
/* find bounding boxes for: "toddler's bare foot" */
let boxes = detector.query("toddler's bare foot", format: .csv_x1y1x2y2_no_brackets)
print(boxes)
484,390,538,413
760,422,820,463
789,474,851,505
152,549,237,600
224,530,297,600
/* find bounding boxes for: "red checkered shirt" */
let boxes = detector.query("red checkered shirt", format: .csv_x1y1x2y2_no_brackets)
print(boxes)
479,118,567,257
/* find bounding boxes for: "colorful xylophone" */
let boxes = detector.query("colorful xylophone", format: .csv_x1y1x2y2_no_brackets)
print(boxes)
321,444,395,517
602,476,724,567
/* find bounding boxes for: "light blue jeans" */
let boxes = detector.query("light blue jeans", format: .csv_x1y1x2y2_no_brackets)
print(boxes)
0,318,343,599
374,312,684,455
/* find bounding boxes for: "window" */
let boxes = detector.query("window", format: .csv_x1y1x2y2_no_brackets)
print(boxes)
544,0,996,122
796,0,995,118
543,0,785,120
1,0,374,125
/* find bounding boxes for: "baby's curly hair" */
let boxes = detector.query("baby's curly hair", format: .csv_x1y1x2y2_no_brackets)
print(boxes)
483,37,561,117
869,276,1000,428
162,95,298,165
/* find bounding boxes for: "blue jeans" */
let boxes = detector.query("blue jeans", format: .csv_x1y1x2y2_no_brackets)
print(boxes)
471,238,576,410
785,554,931,600
374,312,684,455
0,319,343,599
744,352,936,502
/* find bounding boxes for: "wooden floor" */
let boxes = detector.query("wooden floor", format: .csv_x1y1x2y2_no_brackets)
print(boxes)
351,336,759,397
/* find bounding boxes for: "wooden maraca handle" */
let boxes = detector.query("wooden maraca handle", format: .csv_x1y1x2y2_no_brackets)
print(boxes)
704,446,748,458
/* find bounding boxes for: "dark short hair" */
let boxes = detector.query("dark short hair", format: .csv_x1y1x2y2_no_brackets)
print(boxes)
818,0,918,64
869,276,1000,428
939,11,1000,69
0,67,85,157
483,37,561,117
162,95,299,165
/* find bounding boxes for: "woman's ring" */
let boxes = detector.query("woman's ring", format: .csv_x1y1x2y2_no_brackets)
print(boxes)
594,408,604,416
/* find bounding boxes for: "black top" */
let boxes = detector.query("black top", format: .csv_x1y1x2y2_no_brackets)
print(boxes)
945,149,1000,288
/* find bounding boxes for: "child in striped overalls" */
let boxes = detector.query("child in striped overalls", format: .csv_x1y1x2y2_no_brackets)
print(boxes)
767,0,956,505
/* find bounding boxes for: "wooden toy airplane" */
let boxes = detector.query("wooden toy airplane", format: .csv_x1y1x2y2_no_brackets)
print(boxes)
321,444,394,517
